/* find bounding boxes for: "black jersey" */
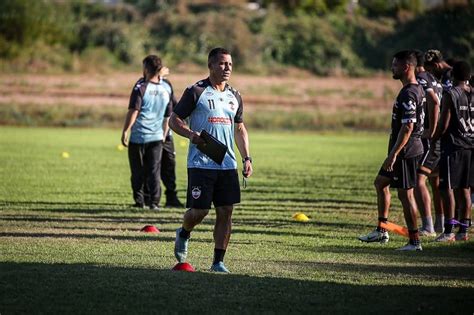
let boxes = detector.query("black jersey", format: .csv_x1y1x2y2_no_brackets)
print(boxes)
417,71,442,129
389,83,425,158
441,68,453,93
441,86,474,151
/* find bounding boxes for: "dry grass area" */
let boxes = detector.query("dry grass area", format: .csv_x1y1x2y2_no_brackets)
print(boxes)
0,72,399,111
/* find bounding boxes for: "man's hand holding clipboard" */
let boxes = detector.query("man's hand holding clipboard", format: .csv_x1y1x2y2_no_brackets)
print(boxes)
194,130,228,165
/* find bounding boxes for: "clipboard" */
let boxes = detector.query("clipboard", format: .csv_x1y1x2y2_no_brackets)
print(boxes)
196,130,228,165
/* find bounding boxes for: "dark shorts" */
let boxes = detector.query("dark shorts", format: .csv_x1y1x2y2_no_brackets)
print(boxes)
378,155,421,189
419,138,441,172
186,168,240,209
439,149,474,189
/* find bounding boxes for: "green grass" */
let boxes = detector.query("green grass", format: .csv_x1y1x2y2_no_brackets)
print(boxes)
1,127,473,314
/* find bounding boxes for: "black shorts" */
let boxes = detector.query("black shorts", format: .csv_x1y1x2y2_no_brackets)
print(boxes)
419,138,441,172
378,155,421,189
439,149,474,189
186,168,240,209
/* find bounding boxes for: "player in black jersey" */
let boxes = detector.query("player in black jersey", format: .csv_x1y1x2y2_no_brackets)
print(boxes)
359,50,425,251
424,49,453,93
432,61,473,242
414,50,443,236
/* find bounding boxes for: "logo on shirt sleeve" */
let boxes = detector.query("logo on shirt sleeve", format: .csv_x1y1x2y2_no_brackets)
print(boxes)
402,100,416,111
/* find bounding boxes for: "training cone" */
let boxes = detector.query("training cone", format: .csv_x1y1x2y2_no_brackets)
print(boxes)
172,262,195,272
293,213,309,222
140,225,160,233
380,221,409,237
61,151,70,159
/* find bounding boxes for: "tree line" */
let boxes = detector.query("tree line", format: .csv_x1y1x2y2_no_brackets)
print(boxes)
0,0,472,74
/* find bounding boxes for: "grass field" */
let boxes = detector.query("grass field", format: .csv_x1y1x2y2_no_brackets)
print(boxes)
1,126,473,314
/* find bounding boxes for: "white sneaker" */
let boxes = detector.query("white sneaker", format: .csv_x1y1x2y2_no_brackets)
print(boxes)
358,229,389,243
435,233,455,242
419,229,436,237
396,242,422,251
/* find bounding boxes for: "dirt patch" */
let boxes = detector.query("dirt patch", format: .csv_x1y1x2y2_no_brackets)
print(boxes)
0,72,399,115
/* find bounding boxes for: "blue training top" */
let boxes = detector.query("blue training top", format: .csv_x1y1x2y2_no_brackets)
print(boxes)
173,78,244,170
128,78,173,144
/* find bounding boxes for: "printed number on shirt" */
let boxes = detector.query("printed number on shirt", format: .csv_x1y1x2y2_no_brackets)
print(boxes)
208,99,216,110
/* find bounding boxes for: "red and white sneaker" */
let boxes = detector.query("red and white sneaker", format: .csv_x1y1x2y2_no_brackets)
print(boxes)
455,232,469,241
435,233,455,242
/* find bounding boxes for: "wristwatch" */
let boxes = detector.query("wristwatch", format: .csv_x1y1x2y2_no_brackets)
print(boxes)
242,156,252,163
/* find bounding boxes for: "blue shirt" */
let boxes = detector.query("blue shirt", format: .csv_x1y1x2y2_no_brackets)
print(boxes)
174,78,244,170
128,78,173,144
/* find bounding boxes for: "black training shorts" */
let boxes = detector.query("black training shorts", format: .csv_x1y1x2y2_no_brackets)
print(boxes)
186,168,241,209
419,138,441,172
378,155,421,189
439,149,474,189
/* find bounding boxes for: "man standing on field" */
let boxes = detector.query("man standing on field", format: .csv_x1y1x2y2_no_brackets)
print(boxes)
431,61,473,242
121,55,172,210
413,50,443,236
169,47,253,273
359,50,425,251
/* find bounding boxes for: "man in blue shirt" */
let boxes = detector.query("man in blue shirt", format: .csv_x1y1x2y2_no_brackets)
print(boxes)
121,55,172,210
169,47,253,273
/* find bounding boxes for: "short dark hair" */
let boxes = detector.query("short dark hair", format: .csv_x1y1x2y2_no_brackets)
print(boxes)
413,49,424,67
452,61,471,81
208,47,231,64
424,49,443,67
393,50,417,66
142,55,162,76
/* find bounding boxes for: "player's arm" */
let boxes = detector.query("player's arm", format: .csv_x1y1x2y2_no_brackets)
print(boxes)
426,89,440,139
431,92,452,142
234,122,252,178
121,109,139,147
383,122,414,171
169,86,204,145
169,113,204,145
121,83,143,147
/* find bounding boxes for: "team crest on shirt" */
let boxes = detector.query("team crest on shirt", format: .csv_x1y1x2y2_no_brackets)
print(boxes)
192,186,201,199
229,101,235,110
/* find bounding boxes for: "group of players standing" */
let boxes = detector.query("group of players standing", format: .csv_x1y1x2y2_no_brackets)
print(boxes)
359,49,473,250
119,47,472,274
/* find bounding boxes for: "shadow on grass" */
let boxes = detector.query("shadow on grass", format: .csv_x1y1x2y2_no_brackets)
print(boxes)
1,211,370,233
0,232,174,243
1,262,473,314
316,242,474,260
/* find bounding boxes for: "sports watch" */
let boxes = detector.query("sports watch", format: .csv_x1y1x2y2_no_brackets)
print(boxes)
242,156,252,163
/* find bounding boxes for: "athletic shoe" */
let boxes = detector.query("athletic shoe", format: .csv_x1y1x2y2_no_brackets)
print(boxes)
174,228,189,263
396,243,423,251
455,232,469,241
132,202,146,209
149,203,160,211
419,229,436,237
435,233,455,242
434,225,444,234
358,229,389,244
210,262,230,273
165,199,184,208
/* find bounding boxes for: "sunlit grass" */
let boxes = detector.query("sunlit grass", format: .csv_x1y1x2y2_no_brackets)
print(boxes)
1,127,473,313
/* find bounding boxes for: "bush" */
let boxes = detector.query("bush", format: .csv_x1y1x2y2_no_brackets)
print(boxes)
261,10,365,75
